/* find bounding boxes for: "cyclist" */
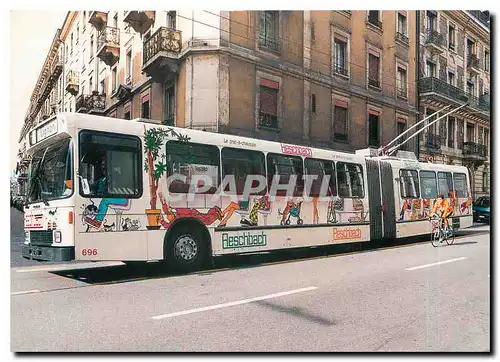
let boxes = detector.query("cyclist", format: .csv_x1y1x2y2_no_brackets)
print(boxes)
429,194,454,235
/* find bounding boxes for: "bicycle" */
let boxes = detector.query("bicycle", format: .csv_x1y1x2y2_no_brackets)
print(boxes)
428,215,455,247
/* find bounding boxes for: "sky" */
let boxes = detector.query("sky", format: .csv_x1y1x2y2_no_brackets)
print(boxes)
9,10,66,174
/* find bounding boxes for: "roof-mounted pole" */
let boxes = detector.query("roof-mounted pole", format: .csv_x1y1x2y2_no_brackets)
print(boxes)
385,102,469,156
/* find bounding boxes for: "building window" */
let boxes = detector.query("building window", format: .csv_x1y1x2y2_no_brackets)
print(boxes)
164,86,175,126
89,76,93,93
485,50,490,72
368,11,381,28
259,79,279,130
368,53,380,88
467,79,474,96
333,37,348,76
333,101,348,142
397,12,407,36
100,79,105,95
112,67,117,93
426,60,436,77
448,71,455,86
126,48,132,84
90,35,94,58
76,25,79,44
259,11,280,52
426,11,437,31
368,110,380,147
484,128,489,155
447,116,455,148
466,123,475,142
167,11,176,29
397,119,407,150
396,66,407,99
482,170,488,192
113,13,118,29
311,94,316,115
70,33,74,53
141,93,150,119
448,24,456,51
124,103,131,120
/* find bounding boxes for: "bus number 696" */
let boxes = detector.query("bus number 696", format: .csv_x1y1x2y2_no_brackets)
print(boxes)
82,249,98,256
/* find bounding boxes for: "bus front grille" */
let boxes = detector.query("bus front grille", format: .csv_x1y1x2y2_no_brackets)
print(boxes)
29,230,53,246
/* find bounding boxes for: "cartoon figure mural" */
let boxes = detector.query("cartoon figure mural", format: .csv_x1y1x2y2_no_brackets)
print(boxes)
121,217,142,231
82,198,130,232
143,126,191,230
279,199,303,225
312,197,319,224
460,199,472,215
249,195,271,226
327,198,343,224
348,198,368,223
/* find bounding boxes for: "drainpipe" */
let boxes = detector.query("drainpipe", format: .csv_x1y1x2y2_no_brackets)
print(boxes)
190,10,194,129
415,10,421,160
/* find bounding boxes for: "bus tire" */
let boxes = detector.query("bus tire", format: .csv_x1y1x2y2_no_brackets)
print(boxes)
165,224,207,272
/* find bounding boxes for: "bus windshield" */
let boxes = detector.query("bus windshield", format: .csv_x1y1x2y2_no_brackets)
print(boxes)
27,138,73,204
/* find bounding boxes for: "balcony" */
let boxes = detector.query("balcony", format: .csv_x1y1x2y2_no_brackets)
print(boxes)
424,29,444,54
76,92,106,114
258,35,280,53
88,11,108,31
368,77,380,89
65,70,79,96
463,142,487,159
142,27,182,81
396,31,409,45
123,11,155,34
258,113,279,131
467,54,482,74
97,26,120,67
419,77,490,117
38,53,63,105
425,133,442,151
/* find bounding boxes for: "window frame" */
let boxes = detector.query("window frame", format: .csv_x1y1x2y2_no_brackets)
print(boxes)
78,130,143,199
336,162,365,199
304,157,337,197
399,169,420,199
419,170,438,199
266,152,304,197
453,172,468,198
437,171,453,197
221,147,267,196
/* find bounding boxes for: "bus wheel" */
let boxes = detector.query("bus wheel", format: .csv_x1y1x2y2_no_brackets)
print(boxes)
166,225,207,272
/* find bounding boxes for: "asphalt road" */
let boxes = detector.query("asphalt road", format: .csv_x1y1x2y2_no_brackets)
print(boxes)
11,225,490,352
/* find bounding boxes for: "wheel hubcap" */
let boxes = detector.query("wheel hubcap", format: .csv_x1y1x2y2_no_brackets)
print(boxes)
174,235,198,262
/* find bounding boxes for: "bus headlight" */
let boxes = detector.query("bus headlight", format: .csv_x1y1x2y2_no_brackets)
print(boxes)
53,230,62,243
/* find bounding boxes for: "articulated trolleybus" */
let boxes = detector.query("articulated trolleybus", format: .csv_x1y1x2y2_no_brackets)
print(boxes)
23,113,473,271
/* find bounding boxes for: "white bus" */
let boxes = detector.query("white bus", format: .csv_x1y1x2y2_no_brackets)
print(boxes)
22,113,473,271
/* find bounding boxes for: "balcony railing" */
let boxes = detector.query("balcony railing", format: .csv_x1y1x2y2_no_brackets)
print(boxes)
463,142,487,158
425,29,444,48
368,17,382,29
425,133,442,150
143,26,182,66
467,54,481,70
396,32,409,44
97,26,120,51
368,77,380,88
75,92,106,114
258,35,280,52
259,113,279,131
396,87,407,99
419,77,490,115
333,64,348,77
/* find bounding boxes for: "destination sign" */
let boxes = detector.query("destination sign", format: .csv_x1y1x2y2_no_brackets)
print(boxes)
30,119,58,146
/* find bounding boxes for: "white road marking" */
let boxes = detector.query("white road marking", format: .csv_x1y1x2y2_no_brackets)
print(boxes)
405,257,467,271
152,286,318,320
11,289,40,296
15,261,123,273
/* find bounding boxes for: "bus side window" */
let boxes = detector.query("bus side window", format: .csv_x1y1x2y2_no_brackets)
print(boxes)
166,141,220,194
399,169,420,199
221,148,266,195
453,173,468,198
78,131,142,198
419,170,437,199
337,162,364,198
437,171,453,197
267,153,304,197
304,158,336,197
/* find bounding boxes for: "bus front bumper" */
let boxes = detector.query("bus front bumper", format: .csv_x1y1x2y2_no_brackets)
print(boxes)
22,245,74,262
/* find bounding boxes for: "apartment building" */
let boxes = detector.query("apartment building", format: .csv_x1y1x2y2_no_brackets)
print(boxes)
418,10,490,198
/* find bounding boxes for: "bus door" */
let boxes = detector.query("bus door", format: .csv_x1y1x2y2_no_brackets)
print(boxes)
366,159,382,240
380,161,396,239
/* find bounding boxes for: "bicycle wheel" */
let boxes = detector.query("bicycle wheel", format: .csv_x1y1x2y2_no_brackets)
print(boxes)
431,228,442,247
445,229,455,245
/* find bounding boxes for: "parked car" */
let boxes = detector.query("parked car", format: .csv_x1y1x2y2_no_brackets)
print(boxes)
473,196,490,223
